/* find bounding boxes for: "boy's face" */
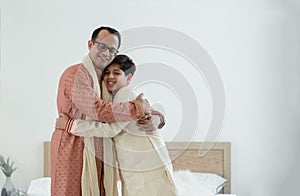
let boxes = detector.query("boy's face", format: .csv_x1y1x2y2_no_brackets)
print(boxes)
103,64,132,93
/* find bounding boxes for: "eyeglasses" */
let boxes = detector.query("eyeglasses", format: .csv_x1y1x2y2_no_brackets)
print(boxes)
92,41,119,57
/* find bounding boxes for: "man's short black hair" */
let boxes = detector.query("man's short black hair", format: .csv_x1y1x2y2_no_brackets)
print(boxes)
91,26,121,48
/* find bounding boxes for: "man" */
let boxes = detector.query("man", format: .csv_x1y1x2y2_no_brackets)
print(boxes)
51,26,164,196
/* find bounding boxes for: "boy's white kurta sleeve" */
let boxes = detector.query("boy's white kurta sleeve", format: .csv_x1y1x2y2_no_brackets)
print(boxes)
70,119,129,138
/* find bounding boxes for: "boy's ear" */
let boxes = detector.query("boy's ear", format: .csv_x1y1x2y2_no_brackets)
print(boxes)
126,73,133,84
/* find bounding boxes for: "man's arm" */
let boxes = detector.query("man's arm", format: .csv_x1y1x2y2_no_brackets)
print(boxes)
69,65,148,122
151,110,166,129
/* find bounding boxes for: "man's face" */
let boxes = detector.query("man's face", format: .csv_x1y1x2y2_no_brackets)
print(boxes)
88,30,119,71
103,64,132,93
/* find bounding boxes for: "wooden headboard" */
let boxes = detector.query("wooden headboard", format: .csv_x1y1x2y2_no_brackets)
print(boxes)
44,141,231,193
166,142,231,194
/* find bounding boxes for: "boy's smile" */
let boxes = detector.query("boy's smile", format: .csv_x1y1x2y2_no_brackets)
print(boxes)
103,64,132,93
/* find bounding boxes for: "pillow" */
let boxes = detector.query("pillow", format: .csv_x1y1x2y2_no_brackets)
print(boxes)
191,171,227,193
173,170,227,194
27,177,51,196
173,170,214,196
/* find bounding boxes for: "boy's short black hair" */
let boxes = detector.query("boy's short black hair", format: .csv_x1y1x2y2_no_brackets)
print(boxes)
103,54,136,76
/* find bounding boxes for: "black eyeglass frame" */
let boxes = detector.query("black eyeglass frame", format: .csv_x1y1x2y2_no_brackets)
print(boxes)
92,40,119,56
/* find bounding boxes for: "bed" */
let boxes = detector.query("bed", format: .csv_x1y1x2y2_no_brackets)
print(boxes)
35,141,234,196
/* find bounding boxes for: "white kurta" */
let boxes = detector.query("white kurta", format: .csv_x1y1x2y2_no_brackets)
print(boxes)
70,86,177,196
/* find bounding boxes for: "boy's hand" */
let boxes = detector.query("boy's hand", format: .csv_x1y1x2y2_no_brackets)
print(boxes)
55,113,70,130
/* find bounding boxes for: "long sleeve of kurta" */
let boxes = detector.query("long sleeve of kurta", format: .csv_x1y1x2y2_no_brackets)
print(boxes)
68,112,165,138
70,119,129,138
63,64,144,122
67,86,165,138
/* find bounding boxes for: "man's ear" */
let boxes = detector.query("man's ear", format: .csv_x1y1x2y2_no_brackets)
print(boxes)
126,73,133,84
88,40,93,50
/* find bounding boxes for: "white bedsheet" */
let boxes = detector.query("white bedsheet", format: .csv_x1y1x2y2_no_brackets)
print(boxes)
27,176,236,196
217,195,236,196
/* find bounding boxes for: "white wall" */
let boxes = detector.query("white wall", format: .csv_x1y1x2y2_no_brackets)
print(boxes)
0,0,299,195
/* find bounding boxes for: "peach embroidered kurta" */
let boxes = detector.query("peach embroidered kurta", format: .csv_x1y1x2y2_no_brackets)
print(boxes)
51,58,144,196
